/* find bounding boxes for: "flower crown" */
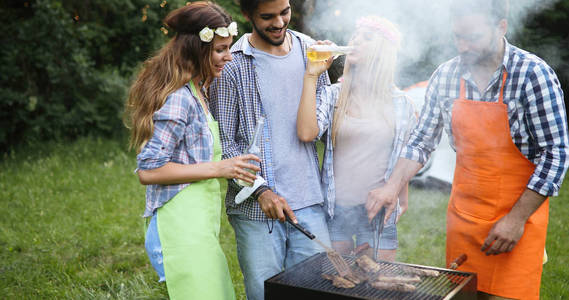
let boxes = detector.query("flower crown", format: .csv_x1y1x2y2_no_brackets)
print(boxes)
356,16,400,45
199,21,238,42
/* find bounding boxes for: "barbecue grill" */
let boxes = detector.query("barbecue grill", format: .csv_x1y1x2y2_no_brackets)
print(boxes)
265,253,477,299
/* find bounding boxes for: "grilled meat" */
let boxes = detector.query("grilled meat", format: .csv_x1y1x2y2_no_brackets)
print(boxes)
348,266,369,284
355,254,380,273
376,274,421,284
399,265,440,277
350,242,371,256
370,281,417,292
343,269,368,285
321,264,369,287
321,274,356,289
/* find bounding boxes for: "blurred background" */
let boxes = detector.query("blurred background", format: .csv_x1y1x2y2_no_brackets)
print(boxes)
1,0,567,152
1,1,567,299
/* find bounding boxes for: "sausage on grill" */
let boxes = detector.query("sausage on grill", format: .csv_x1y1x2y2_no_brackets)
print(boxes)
371,281,417,292
376,274,421,284
355,255,380,273
399,266,440,277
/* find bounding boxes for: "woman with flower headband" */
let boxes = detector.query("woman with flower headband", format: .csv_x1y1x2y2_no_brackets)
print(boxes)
124,2,257,299
297,16,416,261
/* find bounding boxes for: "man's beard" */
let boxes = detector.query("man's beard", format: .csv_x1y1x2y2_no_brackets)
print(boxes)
251,19,288,46
461,35,500,67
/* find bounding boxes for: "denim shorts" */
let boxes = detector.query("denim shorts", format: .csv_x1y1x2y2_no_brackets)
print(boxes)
328,203,399,250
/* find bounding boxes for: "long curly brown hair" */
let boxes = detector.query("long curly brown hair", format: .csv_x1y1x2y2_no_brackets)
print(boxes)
124,2,232,152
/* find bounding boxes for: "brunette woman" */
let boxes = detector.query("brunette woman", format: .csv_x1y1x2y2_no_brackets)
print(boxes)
124,2,259,299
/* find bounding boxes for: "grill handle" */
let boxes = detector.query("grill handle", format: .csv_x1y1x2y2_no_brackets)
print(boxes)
286,216,315,240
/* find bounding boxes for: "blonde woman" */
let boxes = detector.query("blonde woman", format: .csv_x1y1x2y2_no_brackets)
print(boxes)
297,16,416,261
124,2,260,299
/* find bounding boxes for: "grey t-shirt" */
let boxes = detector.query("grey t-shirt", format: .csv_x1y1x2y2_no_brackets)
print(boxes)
251,36,323,210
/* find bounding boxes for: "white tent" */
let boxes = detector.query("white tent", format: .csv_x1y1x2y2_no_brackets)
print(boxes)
405,82,456,190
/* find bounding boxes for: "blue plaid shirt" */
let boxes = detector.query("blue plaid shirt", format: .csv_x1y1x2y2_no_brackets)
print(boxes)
402,39,568,196
210,30,330,221
316,84,417,218
137,84,213,217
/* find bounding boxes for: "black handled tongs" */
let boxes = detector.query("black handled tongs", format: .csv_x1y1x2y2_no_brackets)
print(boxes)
286,216,315,239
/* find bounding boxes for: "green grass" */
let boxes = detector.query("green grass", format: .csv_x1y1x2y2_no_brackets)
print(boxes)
1,138,567,299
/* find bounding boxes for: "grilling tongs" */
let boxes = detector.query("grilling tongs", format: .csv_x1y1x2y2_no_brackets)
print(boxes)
371,207,386,262
286,216,353,277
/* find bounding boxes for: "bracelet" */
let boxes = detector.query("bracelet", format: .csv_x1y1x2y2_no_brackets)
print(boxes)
252,185,270,200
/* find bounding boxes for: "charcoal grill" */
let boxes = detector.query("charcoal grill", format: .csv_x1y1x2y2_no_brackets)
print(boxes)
265,253,477,299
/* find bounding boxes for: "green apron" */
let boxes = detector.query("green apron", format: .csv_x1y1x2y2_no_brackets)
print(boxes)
157,83,235,300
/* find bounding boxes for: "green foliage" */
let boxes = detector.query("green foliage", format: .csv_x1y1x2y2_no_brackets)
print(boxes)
511,0,569,102
0,0,247,152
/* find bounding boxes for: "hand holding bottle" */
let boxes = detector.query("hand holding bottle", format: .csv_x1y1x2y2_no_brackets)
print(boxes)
305,41,336,78
236,116,266,187
217,154,261,184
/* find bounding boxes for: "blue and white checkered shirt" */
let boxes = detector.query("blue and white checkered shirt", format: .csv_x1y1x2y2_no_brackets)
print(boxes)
401,39,568,196
316,83,417,218
210,30,330,221
137,84,213,217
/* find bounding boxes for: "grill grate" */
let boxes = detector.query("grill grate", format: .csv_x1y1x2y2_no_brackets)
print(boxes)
265,253,477,300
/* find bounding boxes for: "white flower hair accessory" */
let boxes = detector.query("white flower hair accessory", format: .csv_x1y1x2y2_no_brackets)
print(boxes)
199,21,238,42
199,27,215,42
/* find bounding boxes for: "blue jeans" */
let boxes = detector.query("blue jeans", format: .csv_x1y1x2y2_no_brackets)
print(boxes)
228,204,331,300
144,214,166,282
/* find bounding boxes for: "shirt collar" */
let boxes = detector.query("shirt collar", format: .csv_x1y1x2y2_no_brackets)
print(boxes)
501,37,514,73
232,29,301,57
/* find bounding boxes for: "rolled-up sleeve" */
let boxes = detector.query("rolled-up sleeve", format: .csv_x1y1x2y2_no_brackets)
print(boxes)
524,63,568,196
137,93,189,170
401,68,445,165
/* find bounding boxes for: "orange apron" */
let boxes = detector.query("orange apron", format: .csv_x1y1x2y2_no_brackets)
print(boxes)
447,71,549,299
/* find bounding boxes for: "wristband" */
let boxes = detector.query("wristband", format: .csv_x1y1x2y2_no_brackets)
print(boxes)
253,185,270,200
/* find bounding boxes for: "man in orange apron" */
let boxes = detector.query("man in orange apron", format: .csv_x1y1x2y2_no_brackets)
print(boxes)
364,0,568,299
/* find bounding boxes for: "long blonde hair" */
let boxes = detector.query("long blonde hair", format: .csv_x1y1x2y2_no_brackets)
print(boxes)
124,2,232,152
331,17,402,146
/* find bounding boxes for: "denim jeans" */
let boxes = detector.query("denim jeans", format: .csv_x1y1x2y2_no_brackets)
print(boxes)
144,214,166,282
228,204,331,300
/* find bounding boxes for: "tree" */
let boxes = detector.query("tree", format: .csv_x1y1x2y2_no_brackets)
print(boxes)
0,0,247,152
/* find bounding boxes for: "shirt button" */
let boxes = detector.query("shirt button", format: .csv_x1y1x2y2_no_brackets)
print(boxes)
266,138,270,142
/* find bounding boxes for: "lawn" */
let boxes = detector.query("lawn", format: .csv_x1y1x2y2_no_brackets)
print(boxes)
1,138,567,299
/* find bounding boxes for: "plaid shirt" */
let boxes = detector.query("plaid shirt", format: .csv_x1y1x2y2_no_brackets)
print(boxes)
137,84,213,217
210,30,330,221
316,83,417,218
402,39,568,196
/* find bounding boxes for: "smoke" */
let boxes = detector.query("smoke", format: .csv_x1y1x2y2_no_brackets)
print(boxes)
304,0,558,86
